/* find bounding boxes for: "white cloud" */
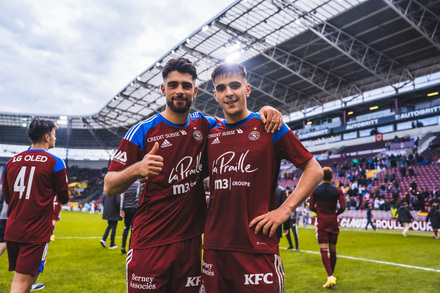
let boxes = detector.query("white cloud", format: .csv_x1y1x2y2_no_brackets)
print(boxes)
0,0,230,115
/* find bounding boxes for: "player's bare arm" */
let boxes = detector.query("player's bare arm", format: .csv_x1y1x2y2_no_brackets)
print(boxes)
104,142,163,196
259,106,283,134
249,157,323,237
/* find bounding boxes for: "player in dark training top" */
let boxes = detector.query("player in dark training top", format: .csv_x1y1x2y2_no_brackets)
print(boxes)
309,167,346,288
201,63,323,292
2,119,69,292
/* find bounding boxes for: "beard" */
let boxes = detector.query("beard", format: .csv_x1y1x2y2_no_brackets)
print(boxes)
167,95,193,113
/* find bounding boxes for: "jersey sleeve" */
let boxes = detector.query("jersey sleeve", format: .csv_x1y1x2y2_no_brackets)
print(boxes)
108,123,147,172
53,157,69,194
273,123,313,167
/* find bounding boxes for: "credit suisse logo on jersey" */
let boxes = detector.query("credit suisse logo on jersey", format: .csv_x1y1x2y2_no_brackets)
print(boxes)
146,129,190,143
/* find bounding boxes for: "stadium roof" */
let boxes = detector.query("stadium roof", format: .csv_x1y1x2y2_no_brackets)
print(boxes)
1,0,440,150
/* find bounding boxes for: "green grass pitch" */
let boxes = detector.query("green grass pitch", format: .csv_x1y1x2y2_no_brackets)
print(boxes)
1,211,439,292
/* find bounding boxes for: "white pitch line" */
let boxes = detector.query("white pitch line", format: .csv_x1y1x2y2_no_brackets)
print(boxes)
280,247,440,273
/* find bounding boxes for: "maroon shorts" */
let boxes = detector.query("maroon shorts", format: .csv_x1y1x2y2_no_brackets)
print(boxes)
201,250,285,293
6,241,48,276
126,236,202,293
316,226,339,244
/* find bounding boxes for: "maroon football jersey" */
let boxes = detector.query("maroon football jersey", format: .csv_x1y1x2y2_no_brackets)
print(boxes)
203,113,313,254
2,149,69,243
108,113,218,249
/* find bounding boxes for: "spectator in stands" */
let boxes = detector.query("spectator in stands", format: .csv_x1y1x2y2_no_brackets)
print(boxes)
393,180,399,192
414,137,420,150
396,202,413,237
390,154,397,168
399,164,407,177
378,197,386,211
420,188,429,211
373,196,380,210
425,204,439,239
407,153,414,166
414,151,421,165
410,180,417,191
422,157,430,165
390,171,396,182
408,166,415,177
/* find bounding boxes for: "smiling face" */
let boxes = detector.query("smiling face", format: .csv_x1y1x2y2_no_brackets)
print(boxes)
213,73,251,123
161,70,198,114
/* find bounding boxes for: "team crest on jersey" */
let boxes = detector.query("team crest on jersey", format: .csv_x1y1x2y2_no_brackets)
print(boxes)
211,137,220,144
193,130,203,141
248,130,260,141
113,151,127,164
161,139,173,148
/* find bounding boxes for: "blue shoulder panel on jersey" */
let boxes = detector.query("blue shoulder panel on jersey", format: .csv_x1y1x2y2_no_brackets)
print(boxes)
191,112,219,129
123,115,161,150
273,123,291,145
39,150,66,173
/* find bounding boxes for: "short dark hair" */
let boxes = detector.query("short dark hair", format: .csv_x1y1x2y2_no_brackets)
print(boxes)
27,119,57,143
162,58,197,81
322,166,333,182
211,63,247,86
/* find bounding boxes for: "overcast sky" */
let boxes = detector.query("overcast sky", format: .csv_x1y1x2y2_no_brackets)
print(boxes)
0,0,231,116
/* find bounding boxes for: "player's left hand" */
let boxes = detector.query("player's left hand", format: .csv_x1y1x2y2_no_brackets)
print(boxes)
249,207,291,237
259,106,283,133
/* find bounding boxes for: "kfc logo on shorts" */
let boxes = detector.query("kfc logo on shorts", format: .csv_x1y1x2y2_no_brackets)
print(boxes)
193,130,203,141
244,273,273,285
185,276,201,287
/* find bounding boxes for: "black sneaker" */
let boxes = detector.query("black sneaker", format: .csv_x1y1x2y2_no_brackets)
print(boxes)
31,283,45,291
109,244,119,249
121,247,127,254
100,239,107,248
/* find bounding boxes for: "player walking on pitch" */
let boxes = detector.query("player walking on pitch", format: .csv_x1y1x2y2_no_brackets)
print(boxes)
2,119,69,293
309,166,346,288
